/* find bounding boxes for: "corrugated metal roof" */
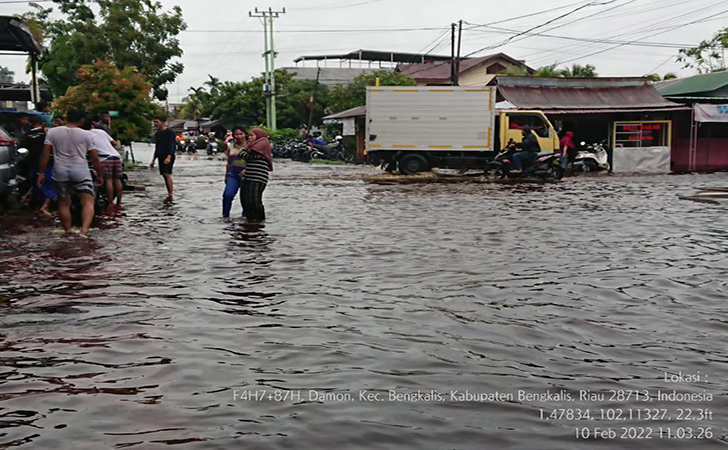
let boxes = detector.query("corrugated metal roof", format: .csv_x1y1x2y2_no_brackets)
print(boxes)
656,71,728,96
323,105,366,120
294,49,451,64
397,53,532,83
543,106,691,114
498,83,679,109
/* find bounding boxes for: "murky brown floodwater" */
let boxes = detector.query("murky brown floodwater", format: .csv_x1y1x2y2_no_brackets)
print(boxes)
1,144,727,449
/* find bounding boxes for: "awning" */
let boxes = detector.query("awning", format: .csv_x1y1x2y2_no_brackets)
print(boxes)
323,105,366,120
543,106,691,115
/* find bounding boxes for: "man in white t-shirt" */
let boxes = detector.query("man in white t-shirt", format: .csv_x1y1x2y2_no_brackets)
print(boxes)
37,109,103,238
90,121,123,208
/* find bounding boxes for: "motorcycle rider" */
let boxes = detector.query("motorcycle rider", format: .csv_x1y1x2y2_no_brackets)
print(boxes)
510,125,540,173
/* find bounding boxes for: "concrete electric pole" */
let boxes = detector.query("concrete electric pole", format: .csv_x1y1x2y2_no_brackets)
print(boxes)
250,7,286,131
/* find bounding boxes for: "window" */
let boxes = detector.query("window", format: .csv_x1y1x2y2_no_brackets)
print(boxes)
507,114,550,138
614,121,671,148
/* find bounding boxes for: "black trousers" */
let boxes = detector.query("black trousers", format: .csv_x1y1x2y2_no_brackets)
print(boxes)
241,180,266,221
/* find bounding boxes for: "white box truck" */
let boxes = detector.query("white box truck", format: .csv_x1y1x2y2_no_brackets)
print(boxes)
366,86,560,174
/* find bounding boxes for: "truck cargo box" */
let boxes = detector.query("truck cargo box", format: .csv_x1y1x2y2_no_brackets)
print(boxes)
366,86,496,153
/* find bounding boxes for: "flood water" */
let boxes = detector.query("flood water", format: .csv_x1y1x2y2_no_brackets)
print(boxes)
1,144,727,449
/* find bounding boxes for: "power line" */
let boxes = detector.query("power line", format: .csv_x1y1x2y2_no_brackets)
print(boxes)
525,0,728,65
461,0,612,59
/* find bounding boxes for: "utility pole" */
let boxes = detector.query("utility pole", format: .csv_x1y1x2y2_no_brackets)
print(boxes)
250,7,286,130
307,67,321,132
454,20,463,86
450,23,456,86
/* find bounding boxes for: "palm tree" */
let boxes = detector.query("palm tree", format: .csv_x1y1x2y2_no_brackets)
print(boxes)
533,63,562,77
560,63,598,78
663,72,678,80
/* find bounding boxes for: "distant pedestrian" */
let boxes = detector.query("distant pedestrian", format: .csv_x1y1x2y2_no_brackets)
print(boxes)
150,115,176,202
37,109,103,238
90,121,123,208
221,127,248,218
241,128,272,222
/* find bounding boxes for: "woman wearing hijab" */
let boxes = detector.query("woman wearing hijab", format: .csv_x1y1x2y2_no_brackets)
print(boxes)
559,131,575,169
241,128,273,221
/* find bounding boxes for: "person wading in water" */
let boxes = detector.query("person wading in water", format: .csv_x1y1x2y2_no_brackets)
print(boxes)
150,115,176,202
241,129,273,222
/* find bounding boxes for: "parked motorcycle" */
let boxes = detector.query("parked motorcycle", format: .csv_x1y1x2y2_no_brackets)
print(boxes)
323,136,354,162
573,140,610,172
483,144,564,180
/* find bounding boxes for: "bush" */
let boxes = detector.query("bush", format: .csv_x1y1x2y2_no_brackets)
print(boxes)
255,126,300,143
196,136,207,149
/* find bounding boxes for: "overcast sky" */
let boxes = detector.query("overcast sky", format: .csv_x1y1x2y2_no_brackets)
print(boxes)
1,0,726,103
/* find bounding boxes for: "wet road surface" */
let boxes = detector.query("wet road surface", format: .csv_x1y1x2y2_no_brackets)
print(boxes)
1,145,727,449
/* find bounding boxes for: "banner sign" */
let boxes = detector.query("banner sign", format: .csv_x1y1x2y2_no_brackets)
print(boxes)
694,104,728,122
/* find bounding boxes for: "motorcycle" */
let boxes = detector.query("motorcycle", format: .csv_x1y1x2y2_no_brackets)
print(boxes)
207,140,219,155
176,139,187,154
321,136,354,162
573,140,610,172
483,144,564,180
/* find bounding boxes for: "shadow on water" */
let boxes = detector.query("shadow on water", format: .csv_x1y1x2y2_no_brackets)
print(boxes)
1,155,728,449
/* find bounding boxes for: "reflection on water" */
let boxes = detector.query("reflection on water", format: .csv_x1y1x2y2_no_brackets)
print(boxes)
1,149,728,449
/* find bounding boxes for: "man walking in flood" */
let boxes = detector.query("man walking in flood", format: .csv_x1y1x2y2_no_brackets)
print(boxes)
37,109,103,238
150,115,176,202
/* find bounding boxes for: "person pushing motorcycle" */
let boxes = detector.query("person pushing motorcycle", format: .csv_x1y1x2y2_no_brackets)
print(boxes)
509,125,541,173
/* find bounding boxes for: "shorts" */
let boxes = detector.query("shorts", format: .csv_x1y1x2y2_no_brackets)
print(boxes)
101,156,123,179
158,154,175,175
53,164,94,198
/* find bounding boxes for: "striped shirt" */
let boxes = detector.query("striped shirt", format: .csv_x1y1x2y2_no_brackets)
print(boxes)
242,150,269,185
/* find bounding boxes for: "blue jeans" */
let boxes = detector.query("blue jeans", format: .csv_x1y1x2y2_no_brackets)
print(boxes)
560,155,568,169
222,167,245,217
512,152,537,171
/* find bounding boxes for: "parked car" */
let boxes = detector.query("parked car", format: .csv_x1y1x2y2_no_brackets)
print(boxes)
0,125,28,203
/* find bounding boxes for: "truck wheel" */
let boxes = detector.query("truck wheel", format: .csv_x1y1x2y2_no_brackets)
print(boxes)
399,153,430,175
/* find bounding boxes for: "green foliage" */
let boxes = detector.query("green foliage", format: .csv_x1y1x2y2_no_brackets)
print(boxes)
647,72,679,82
505,63,598,78
195,136,207,149
25,0,186,99
53,60,160,145
328,70,416,113
560,64,598,77
678,28,728,73
0,65,14,78
254,126,300,143
179,70,330,129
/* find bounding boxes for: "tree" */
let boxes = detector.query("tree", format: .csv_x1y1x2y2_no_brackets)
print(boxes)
560,63,598,77
53,60,162,144
678,27,728,73
179,70,331,129
647,72,679,82
328,69,416,114
532,64,563,78
0,65,14,78
25,0,186,99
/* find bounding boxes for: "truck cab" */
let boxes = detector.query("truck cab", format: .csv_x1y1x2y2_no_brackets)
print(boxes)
499,111,560,153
